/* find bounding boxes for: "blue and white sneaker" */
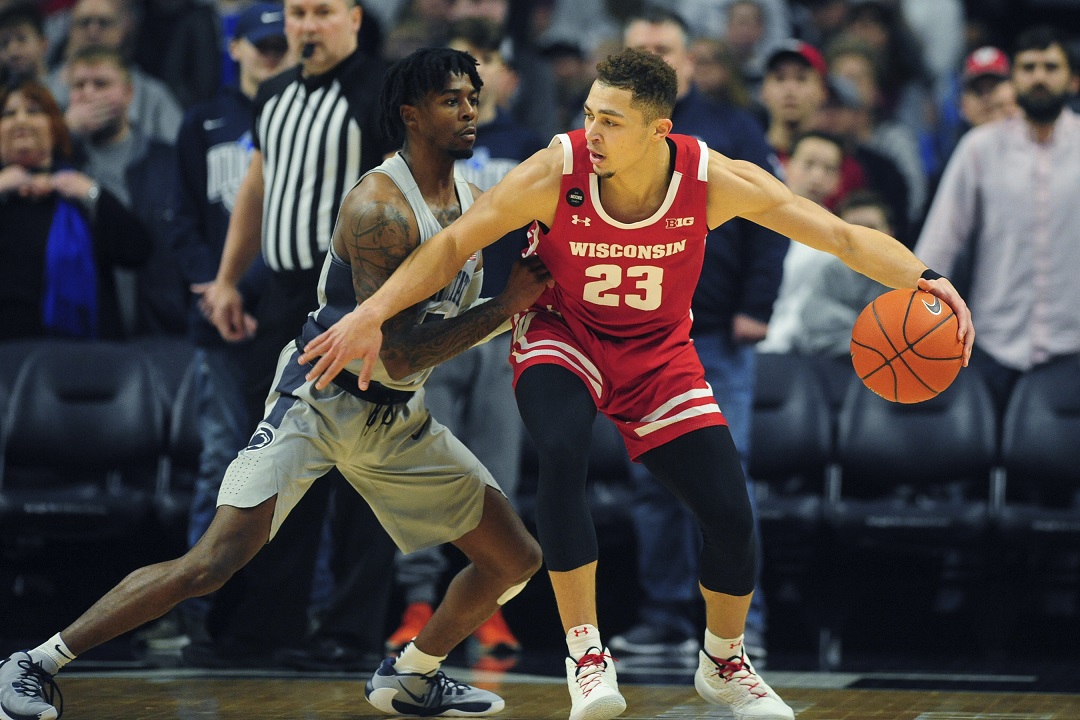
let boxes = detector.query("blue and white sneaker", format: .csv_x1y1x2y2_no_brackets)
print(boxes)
365,656,504,716
0,652,62,720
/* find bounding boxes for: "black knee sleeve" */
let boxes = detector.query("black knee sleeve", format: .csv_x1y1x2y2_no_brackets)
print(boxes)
516,365,599,571
639,425,758,595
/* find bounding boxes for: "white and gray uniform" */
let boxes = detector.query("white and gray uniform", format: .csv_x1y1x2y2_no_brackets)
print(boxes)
217,153,500,553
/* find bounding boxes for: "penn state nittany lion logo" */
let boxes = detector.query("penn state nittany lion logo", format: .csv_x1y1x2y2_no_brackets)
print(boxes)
245,424,275,451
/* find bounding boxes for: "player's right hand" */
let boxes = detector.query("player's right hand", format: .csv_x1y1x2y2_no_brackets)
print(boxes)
298,304,384,391
917,275,974,366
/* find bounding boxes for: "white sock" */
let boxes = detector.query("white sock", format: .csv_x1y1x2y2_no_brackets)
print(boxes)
566,624,602,659
394,641,445,675
704,630,743,661
29,634,75,675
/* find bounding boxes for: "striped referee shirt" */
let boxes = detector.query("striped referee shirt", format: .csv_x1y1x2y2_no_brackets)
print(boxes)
252,50,389,272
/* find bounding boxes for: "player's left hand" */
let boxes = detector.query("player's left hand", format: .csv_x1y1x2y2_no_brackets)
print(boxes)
298,303,385,391
918,275,974,366
496,255,553,313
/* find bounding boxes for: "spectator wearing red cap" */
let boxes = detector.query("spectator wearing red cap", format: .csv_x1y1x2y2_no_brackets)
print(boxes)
759,40,828,156
760,38,912,242
919,45,1019,230
960,46,1018,128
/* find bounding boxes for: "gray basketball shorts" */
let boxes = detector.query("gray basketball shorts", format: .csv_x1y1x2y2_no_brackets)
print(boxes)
217,343,501,553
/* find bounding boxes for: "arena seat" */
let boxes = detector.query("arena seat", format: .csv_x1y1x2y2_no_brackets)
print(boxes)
748,352,836,655
0,340,166,543
154,356,201,544
994,356,1080,649
749,352,834,530
999,356,1080,516
131,334,197,406
0,339,41,400
829,368,997,523
821,368,998,662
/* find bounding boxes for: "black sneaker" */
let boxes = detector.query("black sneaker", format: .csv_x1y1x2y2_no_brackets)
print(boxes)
608,622,697,655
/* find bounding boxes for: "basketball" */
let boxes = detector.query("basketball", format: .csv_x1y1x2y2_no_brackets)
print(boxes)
849,288,964,403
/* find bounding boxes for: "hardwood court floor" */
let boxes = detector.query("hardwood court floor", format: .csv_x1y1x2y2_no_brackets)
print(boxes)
57,669,1080,719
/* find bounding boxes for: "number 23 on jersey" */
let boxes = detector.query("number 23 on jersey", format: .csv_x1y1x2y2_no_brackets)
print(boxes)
583,264,664,311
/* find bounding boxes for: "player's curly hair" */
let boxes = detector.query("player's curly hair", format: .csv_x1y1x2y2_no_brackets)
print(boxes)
380,47,484,147
595,48,677,124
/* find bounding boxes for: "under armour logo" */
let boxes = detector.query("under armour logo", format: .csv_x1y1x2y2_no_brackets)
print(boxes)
573,628,590,636
729,642,740,649
571,214,591,226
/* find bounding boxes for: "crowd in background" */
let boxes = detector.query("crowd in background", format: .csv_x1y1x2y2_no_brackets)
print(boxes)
2,0,1079,666
3,0,1078,343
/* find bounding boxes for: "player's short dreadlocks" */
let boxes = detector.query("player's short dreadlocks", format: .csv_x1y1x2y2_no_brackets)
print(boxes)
380,47,484,147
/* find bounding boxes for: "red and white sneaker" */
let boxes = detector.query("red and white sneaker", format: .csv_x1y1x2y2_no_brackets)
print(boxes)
694,648,794,720
564,647,626,720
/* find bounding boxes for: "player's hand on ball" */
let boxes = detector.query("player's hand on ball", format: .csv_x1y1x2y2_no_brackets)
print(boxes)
917,275,974,366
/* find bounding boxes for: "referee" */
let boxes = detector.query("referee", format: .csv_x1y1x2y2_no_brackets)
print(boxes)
202,0,396,669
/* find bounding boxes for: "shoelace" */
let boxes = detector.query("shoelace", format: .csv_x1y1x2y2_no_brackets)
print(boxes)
11,658,64,717
574,651,615,698
706,652,767,699
424,670,471,704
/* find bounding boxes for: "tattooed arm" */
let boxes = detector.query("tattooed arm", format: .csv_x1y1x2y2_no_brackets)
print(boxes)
332,175,550,381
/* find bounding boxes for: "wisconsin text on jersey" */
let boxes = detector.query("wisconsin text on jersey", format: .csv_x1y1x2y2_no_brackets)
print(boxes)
568,239,688,259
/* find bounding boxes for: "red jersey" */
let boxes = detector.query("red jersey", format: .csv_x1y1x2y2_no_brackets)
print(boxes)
525,129,710,341
512,130,725,459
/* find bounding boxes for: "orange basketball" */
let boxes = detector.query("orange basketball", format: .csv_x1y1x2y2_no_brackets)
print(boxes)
850,288,964,403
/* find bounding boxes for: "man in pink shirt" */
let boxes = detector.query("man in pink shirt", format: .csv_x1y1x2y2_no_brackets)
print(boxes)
916,25,1080,416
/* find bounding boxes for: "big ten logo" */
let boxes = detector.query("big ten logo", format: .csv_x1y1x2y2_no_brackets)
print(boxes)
665,217,695,229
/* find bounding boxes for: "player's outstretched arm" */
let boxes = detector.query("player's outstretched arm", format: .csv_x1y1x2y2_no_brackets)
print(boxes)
300,147,562,390
706,151,974,364
381,255,552,379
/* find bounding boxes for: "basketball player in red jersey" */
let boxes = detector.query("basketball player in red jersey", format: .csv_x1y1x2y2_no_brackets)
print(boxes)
301,48,974,720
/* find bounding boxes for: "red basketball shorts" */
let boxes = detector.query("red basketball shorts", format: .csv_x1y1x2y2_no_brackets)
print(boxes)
509,308,727,460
